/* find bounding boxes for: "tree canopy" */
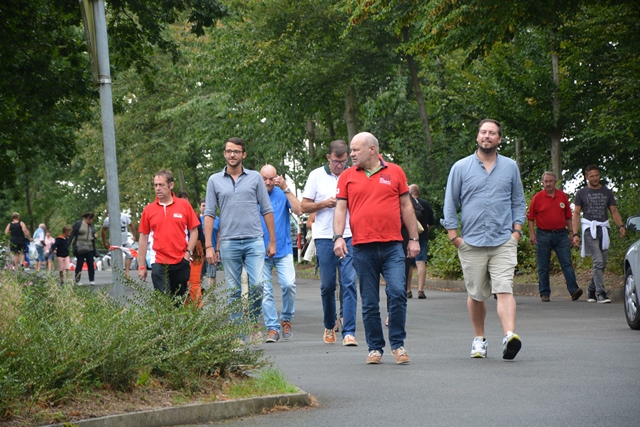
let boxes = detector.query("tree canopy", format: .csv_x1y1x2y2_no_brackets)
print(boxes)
1,0,639,231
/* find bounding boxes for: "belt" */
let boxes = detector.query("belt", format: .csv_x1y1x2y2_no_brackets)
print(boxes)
537,228,567,233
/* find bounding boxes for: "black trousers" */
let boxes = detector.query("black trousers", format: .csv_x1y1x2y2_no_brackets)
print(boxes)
151,259,190,298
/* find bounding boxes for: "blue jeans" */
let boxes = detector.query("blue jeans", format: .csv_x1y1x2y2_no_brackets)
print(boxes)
220,238,266,322
536,229,579,296
315,238,357,338
353,242,407,353
262,254,297,332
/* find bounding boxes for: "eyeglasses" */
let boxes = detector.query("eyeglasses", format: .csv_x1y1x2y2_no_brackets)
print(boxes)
262,176,276,182
330,159,348,165
224,149,244,155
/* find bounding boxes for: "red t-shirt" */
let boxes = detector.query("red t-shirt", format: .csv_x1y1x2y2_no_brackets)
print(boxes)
139,194,200,264
526,188,572,230
336,159,409,245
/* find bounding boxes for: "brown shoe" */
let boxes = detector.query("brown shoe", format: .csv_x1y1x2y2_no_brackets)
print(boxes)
281,321,292,340
418,290,426,299
366,350,382,364
407,290,413,298
265,329,280,343
323,328,336,344
392,346,410,364
342,334,358,346
541,295,550,302
571,288,583,301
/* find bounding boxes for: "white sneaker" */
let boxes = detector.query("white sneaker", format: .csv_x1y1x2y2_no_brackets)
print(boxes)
502,332,522,360
471,337,488,358
89,281,95,285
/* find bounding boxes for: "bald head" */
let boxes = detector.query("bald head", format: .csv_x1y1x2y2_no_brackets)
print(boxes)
260,164,278,192
409,184,420,198
350,132,379,169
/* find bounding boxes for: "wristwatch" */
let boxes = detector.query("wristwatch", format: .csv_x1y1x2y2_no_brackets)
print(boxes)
332,234,343,242
409,238,419,241
512,229,523,237
186,249,193,256
283,188,291,194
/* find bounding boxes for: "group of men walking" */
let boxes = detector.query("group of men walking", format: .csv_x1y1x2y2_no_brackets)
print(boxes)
131,118,625,366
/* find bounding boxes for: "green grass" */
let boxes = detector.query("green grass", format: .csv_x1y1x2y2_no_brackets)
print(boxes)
226,368,299,399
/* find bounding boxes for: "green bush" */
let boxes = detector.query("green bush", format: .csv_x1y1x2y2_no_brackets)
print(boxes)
0,271,264,416
429,231,462,280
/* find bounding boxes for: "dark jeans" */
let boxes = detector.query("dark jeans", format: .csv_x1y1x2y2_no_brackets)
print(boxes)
315,238,357,337
353,241,407,353
151,259,191,298
75,252,95,282
536,229,579,296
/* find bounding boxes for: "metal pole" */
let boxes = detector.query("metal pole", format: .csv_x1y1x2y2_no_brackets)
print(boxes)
93,0,124,299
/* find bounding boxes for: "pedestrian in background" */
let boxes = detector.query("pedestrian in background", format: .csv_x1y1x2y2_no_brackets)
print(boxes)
527,171,583,302
5,212,31,269
572,164,626,303
69,212,98,285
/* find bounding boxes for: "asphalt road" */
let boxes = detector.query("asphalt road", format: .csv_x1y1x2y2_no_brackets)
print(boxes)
88,270,640,427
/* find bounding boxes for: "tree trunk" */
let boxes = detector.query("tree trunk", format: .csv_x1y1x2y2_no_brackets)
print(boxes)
550,31,562,181
24,170,34,232
325,104,336,140
177,169,187,194
306,117,316,159
344,85,358,142
516,138,523,173
402,27,433,151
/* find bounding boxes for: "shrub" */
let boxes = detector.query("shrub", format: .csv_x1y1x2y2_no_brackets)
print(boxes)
429,231,462,280
0,271,264,417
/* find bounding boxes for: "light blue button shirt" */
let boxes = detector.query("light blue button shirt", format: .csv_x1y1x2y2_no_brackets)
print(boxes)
441,152,526,247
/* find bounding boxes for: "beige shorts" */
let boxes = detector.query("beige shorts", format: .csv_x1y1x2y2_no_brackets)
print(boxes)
457,237,518,301
57,256,71,272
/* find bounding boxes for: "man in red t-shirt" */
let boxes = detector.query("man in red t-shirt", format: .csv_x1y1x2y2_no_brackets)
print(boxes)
333,132,419,365
527,171,583,302
138,170,200,298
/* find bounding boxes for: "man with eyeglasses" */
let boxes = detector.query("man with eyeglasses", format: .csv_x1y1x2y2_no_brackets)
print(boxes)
259,164,302,343
301,140,359,347
204,137,276,343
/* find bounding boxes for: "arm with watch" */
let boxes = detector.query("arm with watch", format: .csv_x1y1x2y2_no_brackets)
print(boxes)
184,226,199,262
277,178,303,216
332,199,349,258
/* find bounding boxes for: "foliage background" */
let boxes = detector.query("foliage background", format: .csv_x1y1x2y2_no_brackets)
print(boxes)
1,0,639,277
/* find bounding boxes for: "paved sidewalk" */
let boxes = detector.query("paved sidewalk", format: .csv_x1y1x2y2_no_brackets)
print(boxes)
189,273,639,427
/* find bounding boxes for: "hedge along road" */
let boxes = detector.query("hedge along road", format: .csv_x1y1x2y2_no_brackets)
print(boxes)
87,270,640,427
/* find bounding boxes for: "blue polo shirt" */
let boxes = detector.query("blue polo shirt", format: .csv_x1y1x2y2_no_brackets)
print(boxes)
260,187,292,259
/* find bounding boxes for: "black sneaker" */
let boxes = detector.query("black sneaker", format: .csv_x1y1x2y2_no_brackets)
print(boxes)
597,294,611,304
587,291,597,303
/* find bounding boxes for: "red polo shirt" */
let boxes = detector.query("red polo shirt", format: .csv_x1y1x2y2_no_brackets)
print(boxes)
336,159,409,245
139,194,200,264
526,188,572,230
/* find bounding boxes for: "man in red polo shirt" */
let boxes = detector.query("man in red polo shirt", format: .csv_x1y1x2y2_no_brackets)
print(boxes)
527,171,583,302
333,132,419,365
138,170,200,298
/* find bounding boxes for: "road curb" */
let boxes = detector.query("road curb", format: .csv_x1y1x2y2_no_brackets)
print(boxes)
423,279,624,301
47,391,311,427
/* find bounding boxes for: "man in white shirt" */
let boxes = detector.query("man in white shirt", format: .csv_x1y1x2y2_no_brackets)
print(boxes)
301,140,358,347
